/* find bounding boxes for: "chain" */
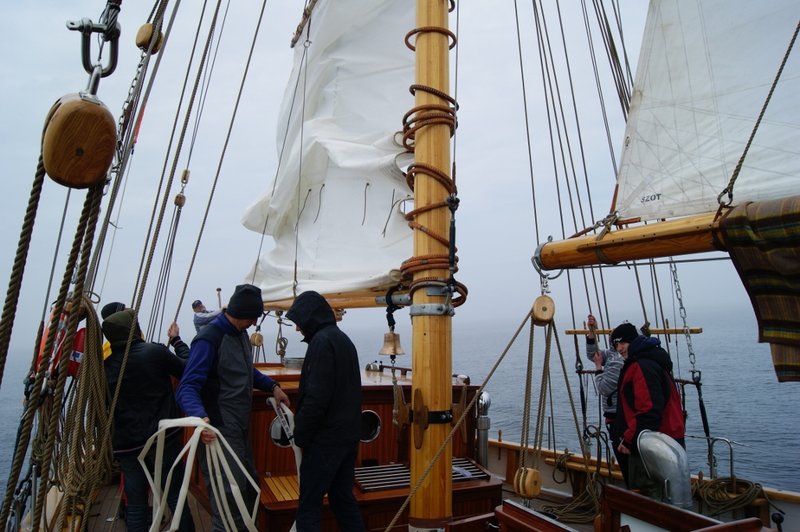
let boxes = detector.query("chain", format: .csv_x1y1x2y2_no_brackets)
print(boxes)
670,261,696,371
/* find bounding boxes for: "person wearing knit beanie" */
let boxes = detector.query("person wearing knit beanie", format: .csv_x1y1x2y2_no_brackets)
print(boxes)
226,284,264,320
610,318,685,494
101,310,194,532
100,302,128,360
101,301,126,320
610,322,638,349
176,283,288,530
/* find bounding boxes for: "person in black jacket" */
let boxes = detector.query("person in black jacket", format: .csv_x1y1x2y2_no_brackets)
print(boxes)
610,322,685,493
103,309,193,532
286,291,365,532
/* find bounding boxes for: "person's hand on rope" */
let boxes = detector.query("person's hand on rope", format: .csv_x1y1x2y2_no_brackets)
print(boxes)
271,382,291,407
586,314,597,338
200,417,217,444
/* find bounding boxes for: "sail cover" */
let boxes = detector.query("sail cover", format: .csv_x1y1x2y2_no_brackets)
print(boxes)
242,0,414,301
615,0,800,221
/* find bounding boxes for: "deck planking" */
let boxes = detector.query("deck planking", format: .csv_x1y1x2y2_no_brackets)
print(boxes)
87,479,212,531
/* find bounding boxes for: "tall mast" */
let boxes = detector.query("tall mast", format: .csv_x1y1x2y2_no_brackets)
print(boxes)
409,0,453,528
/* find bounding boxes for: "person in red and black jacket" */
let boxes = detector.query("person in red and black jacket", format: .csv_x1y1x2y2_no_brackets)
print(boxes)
610,322,685,489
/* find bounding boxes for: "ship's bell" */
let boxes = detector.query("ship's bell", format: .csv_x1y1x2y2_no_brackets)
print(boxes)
378,331,405,357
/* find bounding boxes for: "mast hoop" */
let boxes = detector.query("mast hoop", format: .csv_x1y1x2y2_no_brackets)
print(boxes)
402,105,457,152
404,162,455,194
404,26,457,52
409,84,459,110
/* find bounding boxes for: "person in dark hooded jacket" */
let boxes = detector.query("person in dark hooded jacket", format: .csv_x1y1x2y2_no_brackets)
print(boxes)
286,290,365,532
610,322,685,491
102,309,193,532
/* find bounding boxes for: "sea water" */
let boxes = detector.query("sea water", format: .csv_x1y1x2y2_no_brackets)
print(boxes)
2,313,799,501
350,313,800,494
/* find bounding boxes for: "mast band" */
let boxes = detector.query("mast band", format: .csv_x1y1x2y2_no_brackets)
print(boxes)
410,410,453,424
409,303,452,316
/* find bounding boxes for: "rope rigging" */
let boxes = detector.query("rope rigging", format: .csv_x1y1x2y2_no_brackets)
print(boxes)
0,0,234,527
1,1,790,530
507,0,751,523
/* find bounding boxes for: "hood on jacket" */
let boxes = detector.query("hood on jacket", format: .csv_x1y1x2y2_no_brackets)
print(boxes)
285,291,336,341
629,335,673,373
102,309,143,346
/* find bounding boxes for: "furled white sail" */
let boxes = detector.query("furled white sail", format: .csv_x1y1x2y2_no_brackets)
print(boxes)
615,0,800,221
241,0,414,302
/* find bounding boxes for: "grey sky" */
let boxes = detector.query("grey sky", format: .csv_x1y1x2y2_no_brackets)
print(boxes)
0,1,757,366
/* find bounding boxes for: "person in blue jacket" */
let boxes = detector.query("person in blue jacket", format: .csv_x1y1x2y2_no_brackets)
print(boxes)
176,283,289,530
286,290,365,532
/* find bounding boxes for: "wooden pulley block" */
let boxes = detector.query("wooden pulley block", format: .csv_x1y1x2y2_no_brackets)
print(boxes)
135,23,164,53
250,331,264,347
42,93,116,189
174,193,186,207
513,466,541,498
531,295,555,326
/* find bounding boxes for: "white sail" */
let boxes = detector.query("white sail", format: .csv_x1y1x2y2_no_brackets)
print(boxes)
615,0,800,221
241,0,414,301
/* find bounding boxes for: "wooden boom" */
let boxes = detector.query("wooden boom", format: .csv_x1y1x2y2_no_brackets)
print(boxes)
534,212,728,270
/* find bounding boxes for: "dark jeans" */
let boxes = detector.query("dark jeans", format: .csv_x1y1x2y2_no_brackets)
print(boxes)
117,433,194,532
296,443,364,532
605,419,629,487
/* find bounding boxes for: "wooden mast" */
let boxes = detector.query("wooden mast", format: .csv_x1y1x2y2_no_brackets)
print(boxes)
410,0,452,528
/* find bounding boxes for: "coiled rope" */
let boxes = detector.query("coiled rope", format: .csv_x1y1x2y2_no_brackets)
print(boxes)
694,477,769,517
142,417,260,532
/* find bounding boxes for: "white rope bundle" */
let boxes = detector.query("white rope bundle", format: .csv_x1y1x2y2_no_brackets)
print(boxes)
139,416,260,532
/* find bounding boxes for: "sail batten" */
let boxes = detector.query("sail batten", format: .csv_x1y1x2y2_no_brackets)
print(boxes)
615,0,800,221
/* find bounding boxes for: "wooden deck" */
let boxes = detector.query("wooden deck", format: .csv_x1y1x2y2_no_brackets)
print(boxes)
256,460,502,531
87,478,212,531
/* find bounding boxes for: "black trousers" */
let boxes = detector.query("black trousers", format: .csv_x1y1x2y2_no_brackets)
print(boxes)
296,443,365,532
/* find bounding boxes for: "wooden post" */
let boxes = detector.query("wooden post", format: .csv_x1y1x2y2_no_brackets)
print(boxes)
410,0,452,528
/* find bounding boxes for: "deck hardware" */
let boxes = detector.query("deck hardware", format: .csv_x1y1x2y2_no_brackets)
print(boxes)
451,384,467,441
411,389,454,449
531,295,555,326
413,388,428,449
409,303,452,316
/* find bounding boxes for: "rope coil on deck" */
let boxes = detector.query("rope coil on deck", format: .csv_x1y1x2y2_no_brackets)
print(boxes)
694,477,768,517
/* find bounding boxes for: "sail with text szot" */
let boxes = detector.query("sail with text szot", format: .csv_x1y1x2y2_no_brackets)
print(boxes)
614,0,799,221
